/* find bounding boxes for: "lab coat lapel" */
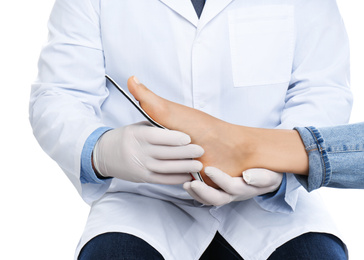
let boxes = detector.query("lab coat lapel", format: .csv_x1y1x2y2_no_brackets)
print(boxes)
159,0,199,27
199,0,234,30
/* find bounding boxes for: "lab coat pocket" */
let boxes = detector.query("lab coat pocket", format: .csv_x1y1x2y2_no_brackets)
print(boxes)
228,5,294,87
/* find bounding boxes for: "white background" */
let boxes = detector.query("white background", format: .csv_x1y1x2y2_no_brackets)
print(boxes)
0,1,363,259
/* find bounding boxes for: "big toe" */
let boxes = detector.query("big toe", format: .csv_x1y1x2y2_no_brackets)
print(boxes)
127,76,152,102
127,76,169,122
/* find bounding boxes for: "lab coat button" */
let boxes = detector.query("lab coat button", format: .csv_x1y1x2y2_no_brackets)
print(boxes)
199,102,206,108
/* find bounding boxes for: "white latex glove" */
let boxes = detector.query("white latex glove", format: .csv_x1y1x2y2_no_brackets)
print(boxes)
242,168,283,187
93,122,204,184
183,167,283,206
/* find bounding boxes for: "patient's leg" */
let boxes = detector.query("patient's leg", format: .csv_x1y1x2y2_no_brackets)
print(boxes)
127,76,255,188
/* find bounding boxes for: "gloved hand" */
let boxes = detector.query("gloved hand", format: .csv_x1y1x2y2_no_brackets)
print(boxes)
183,167,283,206
93,121,204,184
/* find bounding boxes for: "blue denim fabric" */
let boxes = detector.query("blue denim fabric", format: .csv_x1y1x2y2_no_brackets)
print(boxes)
80,127,113,184
78,232,346,260
78,232,164,260
268,232,347,260
295,122,364,192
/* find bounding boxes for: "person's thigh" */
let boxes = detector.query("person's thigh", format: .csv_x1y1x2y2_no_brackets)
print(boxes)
268,232,347,260
78,232,164,260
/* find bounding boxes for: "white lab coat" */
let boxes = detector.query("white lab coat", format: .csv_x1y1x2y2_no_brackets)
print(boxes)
30,0,352,259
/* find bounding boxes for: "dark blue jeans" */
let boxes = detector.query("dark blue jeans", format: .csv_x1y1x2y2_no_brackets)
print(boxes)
78,231,347,260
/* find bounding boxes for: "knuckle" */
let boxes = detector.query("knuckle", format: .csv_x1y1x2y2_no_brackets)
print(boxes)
144,158,158,172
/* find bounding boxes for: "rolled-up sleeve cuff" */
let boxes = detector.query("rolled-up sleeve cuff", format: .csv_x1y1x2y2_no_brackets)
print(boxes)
294,126,332,192
80,126,113,184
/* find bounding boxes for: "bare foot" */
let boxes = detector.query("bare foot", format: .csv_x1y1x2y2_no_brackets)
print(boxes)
127,76,255,188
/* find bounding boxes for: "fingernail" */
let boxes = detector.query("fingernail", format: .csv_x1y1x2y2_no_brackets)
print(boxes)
133,76,140,85
193,146,205,157
204,167,213,177
242,171,251,184
183,182,190,190
179,134,191,145
193,161,203,172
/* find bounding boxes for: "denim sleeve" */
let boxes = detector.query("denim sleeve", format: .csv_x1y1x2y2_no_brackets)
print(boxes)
80,127,113,184
295,123,364,191
294,126,329,192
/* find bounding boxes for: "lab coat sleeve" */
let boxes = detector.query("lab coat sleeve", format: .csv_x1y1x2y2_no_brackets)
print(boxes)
29,0,111,204
254,0,353,213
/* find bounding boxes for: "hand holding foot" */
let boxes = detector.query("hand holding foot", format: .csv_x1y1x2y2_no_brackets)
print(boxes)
183,167,283,206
